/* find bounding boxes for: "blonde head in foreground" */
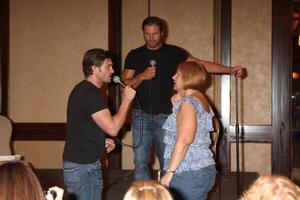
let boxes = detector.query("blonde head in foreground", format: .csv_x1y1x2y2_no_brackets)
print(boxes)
123,180,173,200
240,175,300,200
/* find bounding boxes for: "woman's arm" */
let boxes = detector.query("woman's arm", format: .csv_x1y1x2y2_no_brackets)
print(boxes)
160,101,197,187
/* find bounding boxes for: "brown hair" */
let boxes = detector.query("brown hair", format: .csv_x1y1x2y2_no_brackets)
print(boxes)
0,161,45,200
123,180,173,200
240,175,300,200
176,61,207,91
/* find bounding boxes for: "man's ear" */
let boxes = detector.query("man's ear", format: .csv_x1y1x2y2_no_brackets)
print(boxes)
91,65,95,71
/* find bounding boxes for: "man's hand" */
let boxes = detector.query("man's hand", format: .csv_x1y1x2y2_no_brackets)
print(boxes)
105,138,116,153
123,86,136,101
141,66,156,80
229,65,245,77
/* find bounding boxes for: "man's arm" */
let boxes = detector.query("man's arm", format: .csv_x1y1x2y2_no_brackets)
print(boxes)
91,86,136,136
187,55,244,77
121,67,156,89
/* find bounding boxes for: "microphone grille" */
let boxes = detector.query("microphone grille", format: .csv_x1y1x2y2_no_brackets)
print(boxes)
150,59,156,67
113,76,120,83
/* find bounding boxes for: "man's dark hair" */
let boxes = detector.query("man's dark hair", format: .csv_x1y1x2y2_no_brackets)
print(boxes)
82,48,111,77
142,16,163,32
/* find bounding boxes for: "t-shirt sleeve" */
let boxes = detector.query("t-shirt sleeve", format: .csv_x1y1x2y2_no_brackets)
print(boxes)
85,89,108,115
174,46,189,62
124,50,136,70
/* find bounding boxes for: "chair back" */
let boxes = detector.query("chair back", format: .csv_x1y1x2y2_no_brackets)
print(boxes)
211,117,220,158
0,115,12,155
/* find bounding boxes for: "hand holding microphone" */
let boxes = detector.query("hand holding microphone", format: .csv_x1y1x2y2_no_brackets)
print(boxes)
142,59,156,80
113,76,136,101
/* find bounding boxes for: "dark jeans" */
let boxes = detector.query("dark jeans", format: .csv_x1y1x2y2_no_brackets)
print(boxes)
132,109,168,180
170,165,216,200
63,160,103,200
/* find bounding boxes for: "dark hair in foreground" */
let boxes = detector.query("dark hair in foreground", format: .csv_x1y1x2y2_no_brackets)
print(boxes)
142,16,163,32
0,161,45,200
82,48,112,77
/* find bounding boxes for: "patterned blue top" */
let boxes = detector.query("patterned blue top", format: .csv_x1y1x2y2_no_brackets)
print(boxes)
163,96,215,173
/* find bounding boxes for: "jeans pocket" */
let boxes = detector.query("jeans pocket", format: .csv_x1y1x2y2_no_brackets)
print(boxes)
64,165,80,185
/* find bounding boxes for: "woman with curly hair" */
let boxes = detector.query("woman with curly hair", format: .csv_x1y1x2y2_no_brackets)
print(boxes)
240,175,300,200
123,180,173,200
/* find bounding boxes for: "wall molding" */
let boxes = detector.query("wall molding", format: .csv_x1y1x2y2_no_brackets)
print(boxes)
12,123,66,141
11,123,272,142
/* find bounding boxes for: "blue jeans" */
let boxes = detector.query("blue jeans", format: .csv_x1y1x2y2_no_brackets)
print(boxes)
132,110,168,180
169,165,216,200
63,161,103,200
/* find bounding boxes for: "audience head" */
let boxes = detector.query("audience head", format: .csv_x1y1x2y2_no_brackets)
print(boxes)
0,161,45,200
174,61,207,91
240,174,300,200
82,48,112,78
123,180,173,200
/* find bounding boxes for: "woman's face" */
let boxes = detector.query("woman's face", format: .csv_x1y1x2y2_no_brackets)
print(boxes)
172,70,183,91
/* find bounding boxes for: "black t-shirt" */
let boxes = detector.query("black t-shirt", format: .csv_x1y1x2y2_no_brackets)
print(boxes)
63,80,107,164
124,44,188,114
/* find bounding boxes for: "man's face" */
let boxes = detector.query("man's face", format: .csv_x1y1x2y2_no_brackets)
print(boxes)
143,25,163,50
95,58,114,83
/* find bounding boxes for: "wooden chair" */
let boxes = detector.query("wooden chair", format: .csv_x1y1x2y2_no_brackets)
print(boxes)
0,115,12,155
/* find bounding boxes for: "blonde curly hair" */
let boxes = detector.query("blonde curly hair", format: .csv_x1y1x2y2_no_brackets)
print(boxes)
240,175,300,200
123,180,173,200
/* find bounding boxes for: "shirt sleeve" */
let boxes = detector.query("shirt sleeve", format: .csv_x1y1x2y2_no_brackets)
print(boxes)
124,50,136,70
173,46,189,63
85,88,108,115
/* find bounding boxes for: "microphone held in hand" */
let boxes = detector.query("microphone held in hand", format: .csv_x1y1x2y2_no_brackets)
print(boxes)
113,76,126,88
150,59,156,67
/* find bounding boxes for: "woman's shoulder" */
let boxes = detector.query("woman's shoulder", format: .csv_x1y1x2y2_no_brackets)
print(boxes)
181,96,213,115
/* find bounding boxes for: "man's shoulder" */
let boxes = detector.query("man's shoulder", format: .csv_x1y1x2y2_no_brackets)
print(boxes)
71,81,100,96
128,45,147,54
163,43,183,50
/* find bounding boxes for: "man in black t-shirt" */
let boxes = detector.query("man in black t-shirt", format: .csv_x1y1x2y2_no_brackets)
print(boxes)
63,48,136,200
122,16,244,180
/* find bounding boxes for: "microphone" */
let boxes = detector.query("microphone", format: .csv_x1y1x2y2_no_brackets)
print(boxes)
150,59,156,67
113,76,126,88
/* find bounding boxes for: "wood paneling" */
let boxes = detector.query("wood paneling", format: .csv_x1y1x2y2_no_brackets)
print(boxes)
272,0,292,176
12,123,65,141
0,0,9,115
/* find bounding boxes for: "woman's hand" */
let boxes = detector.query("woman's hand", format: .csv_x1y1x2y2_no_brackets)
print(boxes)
105,138,116,153
171,91,184,107
160,172,174,187
45,186,64,200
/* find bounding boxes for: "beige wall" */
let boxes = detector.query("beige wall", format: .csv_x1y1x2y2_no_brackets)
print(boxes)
10,0,108,168
230,0,272,174
231,143,271,175
231,0,272,125
13,141,64,168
